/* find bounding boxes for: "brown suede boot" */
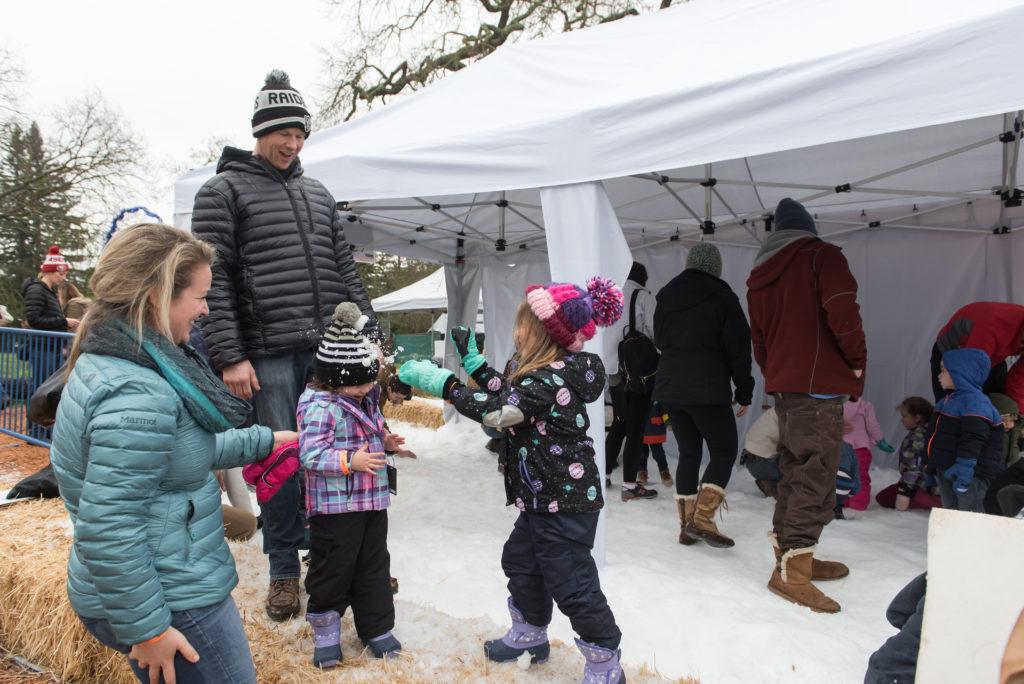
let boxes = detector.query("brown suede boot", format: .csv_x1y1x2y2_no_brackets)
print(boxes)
684,483,734,548
769,532,849,581
674,493,698,545
660,469,674,486
637,470,648,485
767,547,841,613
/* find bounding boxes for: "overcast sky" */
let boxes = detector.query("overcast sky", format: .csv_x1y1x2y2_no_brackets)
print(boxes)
1,0,344,218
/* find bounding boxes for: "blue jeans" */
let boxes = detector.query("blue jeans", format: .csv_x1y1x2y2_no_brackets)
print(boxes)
79,596,256,684
251,352,314,580
937,477,988,513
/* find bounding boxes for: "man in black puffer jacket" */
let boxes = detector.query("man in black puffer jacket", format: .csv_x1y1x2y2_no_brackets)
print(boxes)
191,70,378,623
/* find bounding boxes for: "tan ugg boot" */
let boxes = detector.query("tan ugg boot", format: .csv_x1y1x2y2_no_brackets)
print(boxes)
767,547,841,613
674,493,698,545
684,483,734,548
769,532,849,581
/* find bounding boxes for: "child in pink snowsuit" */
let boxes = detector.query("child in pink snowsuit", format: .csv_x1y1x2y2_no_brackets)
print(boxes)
843,397,894,510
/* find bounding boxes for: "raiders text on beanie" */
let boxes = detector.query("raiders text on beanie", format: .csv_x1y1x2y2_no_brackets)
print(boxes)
252,70,311,138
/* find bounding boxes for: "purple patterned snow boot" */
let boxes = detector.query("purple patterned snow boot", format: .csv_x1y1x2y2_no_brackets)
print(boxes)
306,610,342,668
483,597,550,664
576,638,626,684
362,631,402,659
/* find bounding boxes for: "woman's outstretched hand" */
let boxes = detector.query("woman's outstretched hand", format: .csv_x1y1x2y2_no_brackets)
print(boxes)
129,627,198,684
272,431,299,451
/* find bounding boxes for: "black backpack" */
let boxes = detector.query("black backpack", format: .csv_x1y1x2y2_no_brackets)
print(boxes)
618,289,659,394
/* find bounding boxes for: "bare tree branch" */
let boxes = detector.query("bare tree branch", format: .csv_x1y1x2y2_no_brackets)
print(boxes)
320,0,671,122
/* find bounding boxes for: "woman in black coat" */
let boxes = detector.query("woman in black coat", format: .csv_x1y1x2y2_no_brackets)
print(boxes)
19,246,80,425
653,242,754,549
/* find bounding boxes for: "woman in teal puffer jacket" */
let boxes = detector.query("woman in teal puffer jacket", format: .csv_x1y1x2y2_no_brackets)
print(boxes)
50,224,296,684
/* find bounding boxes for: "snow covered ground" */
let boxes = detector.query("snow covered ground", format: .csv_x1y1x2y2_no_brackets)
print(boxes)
374,418,927,683
4,416,929,683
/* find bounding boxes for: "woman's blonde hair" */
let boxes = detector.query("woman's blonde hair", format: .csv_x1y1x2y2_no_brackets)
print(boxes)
67,223,215,371
56,279,84,310
509,300,566,383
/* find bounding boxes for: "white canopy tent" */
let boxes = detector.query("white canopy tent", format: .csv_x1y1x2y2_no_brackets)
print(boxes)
370,267,483,314
176,0,1024,473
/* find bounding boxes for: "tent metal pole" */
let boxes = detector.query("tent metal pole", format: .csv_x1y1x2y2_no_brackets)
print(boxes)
498,191,506,247
822,221,998,237
657,178,704,224
505,203,545,231
710,186,758,242
1009,112,1023,194
796,137,996,205
412,197,486,238
704,163,713,231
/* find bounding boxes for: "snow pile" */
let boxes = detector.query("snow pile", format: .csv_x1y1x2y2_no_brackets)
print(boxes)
239,418,927,683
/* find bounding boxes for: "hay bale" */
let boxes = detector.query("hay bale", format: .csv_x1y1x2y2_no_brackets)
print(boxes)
0,502,695,684
0,498,136,683
382,399,444,430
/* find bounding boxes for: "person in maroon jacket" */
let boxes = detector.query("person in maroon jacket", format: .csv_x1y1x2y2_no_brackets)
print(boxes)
746,197,866,614
932,302,1024,408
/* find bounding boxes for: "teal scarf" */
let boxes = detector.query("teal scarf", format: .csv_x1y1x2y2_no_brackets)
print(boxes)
81,318,251,432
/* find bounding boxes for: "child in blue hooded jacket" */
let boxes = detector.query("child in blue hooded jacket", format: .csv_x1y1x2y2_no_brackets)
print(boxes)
925,348,1004,512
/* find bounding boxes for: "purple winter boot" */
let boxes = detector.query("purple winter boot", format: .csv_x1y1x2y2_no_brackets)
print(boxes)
483,597,550,664
575,638,626,684
306,610,342,668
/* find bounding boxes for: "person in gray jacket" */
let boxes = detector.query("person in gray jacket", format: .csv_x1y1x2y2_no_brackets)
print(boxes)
50,224,296,684
190,70,378,621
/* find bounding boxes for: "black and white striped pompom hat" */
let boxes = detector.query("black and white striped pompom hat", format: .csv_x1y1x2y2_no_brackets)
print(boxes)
314,302,379,387
251,69,311,138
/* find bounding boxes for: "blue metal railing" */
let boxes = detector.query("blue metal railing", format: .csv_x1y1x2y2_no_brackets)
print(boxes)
0,327,74,447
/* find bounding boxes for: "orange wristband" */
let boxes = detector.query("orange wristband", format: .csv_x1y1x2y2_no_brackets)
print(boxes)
338,450,351,475
137,629,168,646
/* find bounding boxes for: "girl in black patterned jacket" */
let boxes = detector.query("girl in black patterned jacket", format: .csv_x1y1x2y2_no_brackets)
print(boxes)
400,278,628,684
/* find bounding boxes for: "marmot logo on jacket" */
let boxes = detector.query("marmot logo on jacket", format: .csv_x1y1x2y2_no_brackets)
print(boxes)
120,415,157,426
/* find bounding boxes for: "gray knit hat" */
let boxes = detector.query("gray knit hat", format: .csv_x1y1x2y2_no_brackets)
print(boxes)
252,70,311,138
315,302,379,387
686,242,722,278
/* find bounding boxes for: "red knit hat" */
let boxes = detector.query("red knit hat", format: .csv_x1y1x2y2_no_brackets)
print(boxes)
524,277,623,352
41,246,69,273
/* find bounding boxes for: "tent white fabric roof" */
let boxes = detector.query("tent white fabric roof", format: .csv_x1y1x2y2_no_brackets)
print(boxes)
175,0,1024,516
175,0,1024,253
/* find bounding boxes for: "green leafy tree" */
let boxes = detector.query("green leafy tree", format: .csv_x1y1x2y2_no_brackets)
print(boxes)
321,0,675,122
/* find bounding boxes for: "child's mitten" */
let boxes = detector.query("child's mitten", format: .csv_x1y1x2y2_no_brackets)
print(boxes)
943,457,977,495
450,326,486,375
399,360,455,398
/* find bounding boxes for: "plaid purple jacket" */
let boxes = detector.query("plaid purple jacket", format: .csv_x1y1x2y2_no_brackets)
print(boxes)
296,386,390,516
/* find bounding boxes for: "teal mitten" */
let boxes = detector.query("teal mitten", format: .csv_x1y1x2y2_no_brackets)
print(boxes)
876,438,895,453
450,326,486,375
398,360,455,398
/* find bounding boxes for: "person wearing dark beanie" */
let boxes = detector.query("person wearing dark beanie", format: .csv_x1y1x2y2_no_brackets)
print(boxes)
773,197,818,234
654,241,753,548
191,69,379,623
746,196,866,614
